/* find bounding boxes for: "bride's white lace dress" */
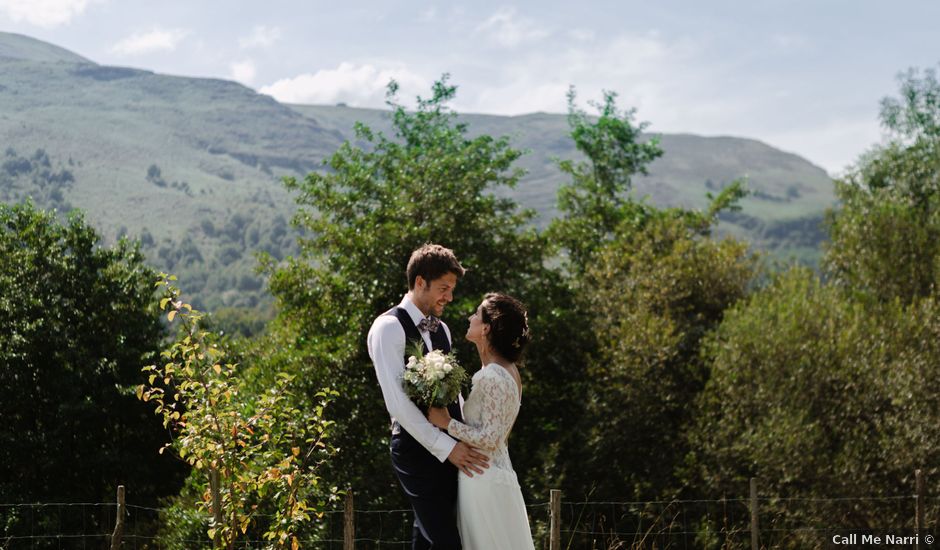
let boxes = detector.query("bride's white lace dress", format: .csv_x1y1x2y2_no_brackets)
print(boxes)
447,363,536,550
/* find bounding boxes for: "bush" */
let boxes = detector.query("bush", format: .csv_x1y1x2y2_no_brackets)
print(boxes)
142,277,338,548
690,269,940,545
566,214,756,500
0,201,185,513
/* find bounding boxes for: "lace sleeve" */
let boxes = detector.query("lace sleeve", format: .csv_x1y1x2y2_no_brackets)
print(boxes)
447,370,517,451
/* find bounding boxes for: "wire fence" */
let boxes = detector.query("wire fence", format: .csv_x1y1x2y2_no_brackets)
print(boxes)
546,495,939,550
1,492,937,549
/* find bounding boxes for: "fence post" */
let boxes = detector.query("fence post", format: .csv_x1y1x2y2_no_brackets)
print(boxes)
210,469,222,548
916,469,925,550
750,477,759,550
110,485,125,550
550,489,561,550
344,489,355,550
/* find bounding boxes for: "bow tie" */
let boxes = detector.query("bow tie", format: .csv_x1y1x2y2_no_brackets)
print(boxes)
417,316,441,333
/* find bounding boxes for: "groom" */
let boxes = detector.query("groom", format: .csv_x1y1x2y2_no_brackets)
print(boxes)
368,244,489,550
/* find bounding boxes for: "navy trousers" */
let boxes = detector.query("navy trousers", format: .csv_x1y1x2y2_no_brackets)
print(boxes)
390,426,462,550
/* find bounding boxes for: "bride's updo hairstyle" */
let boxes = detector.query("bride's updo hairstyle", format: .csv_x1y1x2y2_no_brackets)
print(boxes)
480,293,530,363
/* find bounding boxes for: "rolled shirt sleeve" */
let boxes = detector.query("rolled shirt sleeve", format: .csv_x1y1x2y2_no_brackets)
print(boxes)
368,315,457,462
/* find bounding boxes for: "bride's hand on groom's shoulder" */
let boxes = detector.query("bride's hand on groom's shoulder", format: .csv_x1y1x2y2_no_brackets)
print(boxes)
428,406,451,429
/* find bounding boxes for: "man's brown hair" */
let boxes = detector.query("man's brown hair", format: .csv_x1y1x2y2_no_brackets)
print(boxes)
406,244,466,289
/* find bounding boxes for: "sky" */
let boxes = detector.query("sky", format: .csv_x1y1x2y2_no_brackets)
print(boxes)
1,0,938,175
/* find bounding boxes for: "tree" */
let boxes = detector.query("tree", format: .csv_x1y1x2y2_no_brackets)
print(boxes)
0,201,185,539
141,276,337,549
826,64,940,301
683,64,940,548
544,90,751,502
690,269,940,546
548,87,665,273
263,76,564,510
880,65,940,143
567,213,756,501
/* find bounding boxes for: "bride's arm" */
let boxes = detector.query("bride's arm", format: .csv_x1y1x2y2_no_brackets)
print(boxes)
443,374,515,452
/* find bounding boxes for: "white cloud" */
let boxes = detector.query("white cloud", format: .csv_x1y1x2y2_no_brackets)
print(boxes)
460,29,866,174
568,28,595,42
419,7,436,22
467,81,570,116
0,0,98,28
239,25,281,50
461,31,693,117
475,7,550,48
771,33,810,52
260,62,428,107
764,117,880,175
111,28,189,56
230,59,257,85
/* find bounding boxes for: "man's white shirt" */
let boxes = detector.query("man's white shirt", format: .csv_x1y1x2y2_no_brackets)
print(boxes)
368,295,457,462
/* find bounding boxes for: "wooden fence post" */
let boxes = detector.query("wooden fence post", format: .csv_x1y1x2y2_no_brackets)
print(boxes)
344,489,355,550
210,469,222,548
916,469,925,550
110,485,125,550
750,477,759,550
550,489,561,550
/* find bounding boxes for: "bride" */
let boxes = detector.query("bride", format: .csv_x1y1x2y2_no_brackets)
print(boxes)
428,293,536,550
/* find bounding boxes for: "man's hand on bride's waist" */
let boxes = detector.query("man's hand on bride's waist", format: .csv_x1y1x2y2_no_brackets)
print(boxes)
447,442,489,477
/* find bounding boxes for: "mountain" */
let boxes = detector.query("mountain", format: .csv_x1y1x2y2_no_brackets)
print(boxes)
0,31,90,63
0,32,835,312
294,105,833,240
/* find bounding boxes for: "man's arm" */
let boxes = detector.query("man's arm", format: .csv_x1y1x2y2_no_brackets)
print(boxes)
368,316,457,462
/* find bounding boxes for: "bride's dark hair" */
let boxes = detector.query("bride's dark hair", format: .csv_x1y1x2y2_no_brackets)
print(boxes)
480,293,530,363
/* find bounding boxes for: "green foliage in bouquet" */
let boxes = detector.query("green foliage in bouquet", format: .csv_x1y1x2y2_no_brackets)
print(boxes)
401,343,469,408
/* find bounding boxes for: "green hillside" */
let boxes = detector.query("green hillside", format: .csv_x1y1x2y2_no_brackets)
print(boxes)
0,31,89,63
0,31,835,312
294,104,834,247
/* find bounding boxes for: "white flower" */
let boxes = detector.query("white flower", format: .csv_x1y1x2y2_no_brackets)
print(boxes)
401,348,465,408
425,364,442,381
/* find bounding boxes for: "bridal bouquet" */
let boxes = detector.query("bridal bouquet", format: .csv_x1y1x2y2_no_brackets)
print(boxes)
402,346,468,408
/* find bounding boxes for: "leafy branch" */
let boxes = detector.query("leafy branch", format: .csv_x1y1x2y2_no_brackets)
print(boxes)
140,274,338,549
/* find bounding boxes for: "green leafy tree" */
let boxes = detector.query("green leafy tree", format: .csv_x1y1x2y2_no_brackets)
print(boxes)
141,276,338,550
0,201,185,541
545,89,750,504
880,65,940,143
690,269,940,547
826,65,940,301
563,212,756,501
825,184,939,301
263,76,572,510
548,87,665,273
684,64,940,548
